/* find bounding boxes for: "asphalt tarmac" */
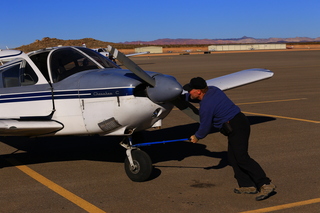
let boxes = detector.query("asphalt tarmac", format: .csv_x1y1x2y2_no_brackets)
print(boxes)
0,50,319,213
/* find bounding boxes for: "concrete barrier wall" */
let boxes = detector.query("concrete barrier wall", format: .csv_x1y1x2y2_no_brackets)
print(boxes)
208,44,286,51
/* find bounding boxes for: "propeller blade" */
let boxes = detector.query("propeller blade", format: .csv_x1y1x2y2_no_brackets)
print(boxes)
171,98,200,122
107,45,156,87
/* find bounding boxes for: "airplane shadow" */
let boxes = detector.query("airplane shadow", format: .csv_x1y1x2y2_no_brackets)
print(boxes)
0,116,275,180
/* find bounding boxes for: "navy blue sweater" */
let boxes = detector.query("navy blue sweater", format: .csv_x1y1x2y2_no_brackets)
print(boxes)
188,86,240,139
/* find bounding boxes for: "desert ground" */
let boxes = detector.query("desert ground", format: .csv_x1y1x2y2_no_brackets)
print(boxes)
0,49,319,213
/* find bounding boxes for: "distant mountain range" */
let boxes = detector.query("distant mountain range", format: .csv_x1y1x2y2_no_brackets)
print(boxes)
15,36,320,52
122,36,320,45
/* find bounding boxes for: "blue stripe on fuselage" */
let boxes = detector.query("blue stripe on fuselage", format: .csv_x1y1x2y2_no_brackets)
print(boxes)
0,88,134,103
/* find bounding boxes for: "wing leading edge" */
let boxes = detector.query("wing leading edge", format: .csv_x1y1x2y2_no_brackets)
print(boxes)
205,68,274,91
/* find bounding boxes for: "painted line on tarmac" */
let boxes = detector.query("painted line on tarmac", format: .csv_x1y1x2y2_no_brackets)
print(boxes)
237,98,307,105
242,111,320,124
5,157,107,213
237,98,320,123
239,198,320,213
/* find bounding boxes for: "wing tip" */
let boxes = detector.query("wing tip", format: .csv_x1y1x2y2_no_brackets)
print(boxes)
246,68,274,77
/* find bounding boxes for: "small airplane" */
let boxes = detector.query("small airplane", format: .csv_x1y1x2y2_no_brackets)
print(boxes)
0,45,273,182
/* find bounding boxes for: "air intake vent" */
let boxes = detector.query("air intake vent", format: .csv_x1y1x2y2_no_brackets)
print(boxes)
98,117,121,133
133,83,148,97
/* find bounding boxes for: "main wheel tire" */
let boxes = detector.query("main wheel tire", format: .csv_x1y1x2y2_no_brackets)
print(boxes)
124,149,152,182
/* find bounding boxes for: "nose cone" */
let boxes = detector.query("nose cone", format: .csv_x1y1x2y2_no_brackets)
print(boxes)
146,75,182,103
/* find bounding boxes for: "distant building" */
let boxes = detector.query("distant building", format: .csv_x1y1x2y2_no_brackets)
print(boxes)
135,46,163,54
208,44,286,51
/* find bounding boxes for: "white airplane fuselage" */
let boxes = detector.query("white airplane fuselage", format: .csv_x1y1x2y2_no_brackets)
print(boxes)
0,72,174,137
0,47,176,137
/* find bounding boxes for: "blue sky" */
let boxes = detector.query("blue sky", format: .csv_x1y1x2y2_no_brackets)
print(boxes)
1,0,319,49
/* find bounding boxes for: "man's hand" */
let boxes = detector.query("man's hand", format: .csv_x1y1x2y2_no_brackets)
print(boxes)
190,135,199,143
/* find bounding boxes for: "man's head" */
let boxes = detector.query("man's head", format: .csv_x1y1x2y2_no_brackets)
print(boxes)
183,77,207,92
183,77,208,100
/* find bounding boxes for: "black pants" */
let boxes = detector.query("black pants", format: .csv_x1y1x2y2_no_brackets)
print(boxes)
227,112,271,188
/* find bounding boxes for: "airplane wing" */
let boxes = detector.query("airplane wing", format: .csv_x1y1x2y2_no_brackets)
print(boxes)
206,68,273,91
126,51,150,57
179,68,273,122
0,120,63,136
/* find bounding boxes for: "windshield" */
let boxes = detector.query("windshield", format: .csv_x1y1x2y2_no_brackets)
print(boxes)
77,47,118,69
50,48,94,82
49,47,118,83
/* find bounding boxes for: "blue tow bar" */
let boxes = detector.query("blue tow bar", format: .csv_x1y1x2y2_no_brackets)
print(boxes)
132,138,190,148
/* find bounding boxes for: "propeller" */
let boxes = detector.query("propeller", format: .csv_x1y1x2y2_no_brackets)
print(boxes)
107,45,199,122
171,97,199,122
107,45,155,87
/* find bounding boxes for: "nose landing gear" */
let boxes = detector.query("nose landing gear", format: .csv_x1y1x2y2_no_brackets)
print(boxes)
120,137,189,182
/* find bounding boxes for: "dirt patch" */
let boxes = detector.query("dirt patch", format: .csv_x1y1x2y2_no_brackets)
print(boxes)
286,44,320,49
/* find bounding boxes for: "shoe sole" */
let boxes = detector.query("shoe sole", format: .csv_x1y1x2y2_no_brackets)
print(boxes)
255,189,276,201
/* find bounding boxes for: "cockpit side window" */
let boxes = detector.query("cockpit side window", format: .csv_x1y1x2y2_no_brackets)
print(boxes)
0,59,38,88
50,48,100,83
1,63,20,87
21,61,39,86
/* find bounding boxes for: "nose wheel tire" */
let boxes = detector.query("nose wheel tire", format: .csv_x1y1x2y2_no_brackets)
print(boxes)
124,149,152,182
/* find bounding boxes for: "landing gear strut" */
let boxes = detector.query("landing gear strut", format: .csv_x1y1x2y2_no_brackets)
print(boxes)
120,137,152,182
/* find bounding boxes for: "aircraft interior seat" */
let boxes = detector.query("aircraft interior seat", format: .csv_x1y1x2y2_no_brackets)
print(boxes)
4,77,19,87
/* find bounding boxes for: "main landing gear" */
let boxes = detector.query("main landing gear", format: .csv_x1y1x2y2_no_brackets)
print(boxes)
120,137,153,182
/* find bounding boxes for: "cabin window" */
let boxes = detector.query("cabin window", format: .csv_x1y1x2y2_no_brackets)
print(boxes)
0,59,38,88
21,61,39,86
2,63,20,87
